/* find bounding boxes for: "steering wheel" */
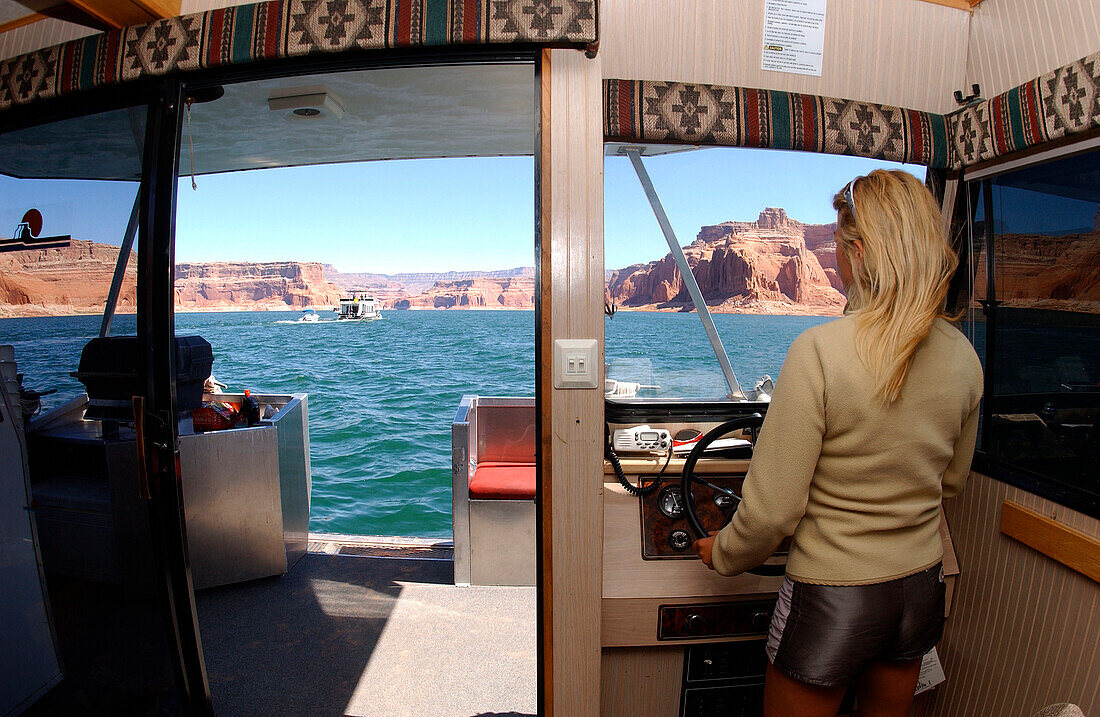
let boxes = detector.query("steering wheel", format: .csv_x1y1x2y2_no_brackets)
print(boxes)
680,413,787,577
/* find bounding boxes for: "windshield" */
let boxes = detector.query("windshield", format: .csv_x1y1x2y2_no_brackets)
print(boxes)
604,145,928,402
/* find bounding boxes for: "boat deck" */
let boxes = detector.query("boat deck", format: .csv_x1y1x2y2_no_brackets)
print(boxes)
196,535,536,716
27,534,535,717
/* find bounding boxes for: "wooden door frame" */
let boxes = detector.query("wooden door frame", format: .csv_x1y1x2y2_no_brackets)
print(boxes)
537,47,605,716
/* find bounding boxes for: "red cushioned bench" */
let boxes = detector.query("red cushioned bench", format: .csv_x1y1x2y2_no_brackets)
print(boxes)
453,396,536,586
468,462,537,500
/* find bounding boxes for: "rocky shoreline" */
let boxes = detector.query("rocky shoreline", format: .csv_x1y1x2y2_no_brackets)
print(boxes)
9,206,1088,320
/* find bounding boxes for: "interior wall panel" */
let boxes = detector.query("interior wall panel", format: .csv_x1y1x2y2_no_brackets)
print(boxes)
600,0,970,114
929,472,1099,717
0,1,233,60
601,646,683,717
0,17,95,61
543,47,605,715
179,0,247,12
967,0,1100,101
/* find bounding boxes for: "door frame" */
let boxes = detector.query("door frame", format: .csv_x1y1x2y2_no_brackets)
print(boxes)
160,51,549,713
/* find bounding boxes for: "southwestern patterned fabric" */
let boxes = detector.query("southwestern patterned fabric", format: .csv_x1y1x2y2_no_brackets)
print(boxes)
950,50,1100,168
0,0,596,111
604,79,952,169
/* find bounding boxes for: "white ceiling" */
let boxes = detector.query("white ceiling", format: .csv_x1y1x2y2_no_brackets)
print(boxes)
183,64,535,175
0,63,535,180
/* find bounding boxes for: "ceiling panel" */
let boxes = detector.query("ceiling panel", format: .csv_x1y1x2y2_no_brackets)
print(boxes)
0,63,535,181
181,64,536,176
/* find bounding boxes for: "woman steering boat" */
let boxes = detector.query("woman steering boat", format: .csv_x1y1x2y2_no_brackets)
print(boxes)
693,170,984,717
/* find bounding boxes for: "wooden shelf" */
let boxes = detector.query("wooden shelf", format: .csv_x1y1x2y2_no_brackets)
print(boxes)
1000,500,1100,583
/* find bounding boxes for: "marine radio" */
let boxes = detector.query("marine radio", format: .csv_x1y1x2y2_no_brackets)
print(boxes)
612,425,671,453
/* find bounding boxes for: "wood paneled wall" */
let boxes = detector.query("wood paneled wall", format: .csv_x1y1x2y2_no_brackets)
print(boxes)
0,0,223,60
601,646,683,717
967,0,1100,101
179,0,246,12
599,0,970,114
930,472,1099,717
541,47,605,716
0,17,95,61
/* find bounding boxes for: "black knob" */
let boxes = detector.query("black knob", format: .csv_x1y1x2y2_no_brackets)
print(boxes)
685,613,706,633
751,611,771,632
669,530,691,551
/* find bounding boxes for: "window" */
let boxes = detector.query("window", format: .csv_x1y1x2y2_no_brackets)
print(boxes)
604,145,926,404
0,103,191,710
964,149,1100,513
0,107,146,412
174,65,536,540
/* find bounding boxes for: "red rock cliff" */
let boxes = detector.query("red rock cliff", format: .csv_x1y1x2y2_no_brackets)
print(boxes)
0,242,343,317
392,277,534,310
0,240,136,317
174,261,343,310
971,229,1100,313
607,209,844,315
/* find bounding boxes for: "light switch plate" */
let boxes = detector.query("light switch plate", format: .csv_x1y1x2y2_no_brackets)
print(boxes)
553,339,599,389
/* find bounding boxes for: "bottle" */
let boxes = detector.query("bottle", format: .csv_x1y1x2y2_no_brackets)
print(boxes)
243,389,261,427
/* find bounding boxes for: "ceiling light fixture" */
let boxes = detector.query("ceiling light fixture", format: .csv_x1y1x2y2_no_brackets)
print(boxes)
267,89,345,121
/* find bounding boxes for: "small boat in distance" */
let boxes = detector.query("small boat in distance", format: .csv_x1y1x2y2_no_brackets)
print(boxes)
297,308,320,323
336,292,382,321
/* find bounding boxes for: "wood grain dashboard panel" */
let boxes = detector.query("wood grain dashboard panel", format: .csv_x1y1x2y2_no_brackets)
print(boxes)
641,476,743,558
658,599,777,641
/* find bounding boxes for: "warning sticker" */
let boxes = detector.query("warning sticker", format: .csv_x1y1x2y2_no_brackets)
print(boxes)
761,0,827,77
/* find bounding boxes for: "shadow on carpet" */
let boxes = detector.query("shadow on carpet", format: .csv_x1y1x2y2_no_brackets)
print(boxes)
196,553,452,716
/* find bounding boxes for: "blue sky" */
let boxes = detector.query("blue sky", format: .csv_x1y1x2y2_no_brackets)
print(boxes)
3,148,924,274
605,148,925,270
0,177,138,245
174,157,535,273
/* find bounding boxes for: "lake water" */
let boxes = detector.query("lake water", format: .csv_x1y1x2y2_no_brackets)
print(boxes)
0,309,832,537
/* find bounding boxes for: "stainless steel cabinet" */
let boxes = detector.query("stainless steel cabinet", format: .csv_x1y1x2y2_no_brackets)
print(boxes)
0,373,62,715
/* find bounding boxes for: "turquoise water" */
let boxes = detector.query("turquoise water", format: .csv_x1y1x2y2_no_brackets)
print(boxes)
0,310,831,537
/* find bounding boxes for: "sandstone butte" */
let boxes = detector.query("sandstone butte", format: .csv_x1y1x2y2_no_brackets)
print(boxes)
607,208,846,317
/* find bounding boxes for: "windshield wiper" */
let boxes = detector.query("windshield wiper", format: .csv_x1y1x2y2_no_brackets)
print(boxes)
620,146,745,400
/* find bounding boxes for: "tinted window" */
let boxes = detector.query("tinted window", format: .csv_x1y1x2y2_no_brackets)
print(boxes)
966,150,1100,504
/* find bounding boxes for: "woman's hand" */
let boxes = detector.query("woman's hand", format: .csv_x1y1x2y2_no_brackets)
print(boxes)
693,530,720,570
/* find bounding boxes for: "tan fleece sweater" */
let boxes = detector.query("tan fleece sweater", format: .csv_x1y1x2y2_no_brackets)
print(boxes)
711,315,983,584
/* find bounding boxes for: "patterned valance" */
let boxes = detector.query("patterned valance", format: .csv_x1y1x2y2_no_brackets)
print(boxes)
604,79,952,169
0,0,596,112
949,51,1100,169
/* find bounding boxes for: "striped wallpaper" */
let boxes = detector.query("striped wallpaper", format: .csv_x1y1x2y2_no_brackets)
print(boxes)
967,0,1100,101
931,472,1099,717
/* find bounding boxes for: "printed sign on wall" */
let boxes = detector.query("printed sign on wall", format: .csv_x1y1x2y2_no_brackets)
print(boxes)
761,0,827,77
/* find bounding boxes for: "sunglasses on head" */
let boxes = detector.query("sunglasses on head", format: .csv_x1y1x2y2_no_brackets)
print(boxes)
843,177,860,227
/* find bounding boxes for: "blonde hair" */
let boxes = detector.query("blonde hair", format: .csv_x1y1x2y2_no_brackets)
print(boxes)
832,169,958,405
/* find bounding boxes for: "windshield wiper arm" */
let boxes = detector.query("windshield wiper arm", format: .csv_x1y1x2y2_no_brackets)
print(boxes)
621,146,745,399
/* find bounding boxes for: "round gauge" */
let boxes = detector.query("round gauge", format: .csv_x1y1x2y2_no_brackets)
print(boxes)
669,530,691,551
658,486,685,519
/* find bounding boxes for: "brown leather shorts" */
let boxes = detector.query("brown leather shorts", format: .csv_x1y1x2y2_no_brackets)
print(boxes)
765,563,945,687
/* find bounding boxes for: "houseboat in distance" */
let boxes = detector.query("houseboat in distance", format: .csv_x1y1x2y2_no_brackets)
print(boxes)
0,1,1097,716
336,293,382,321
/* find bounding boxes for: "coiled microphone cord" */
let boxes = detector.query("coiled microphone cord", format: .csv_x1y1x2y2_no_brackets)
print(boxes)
605,424,673,497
